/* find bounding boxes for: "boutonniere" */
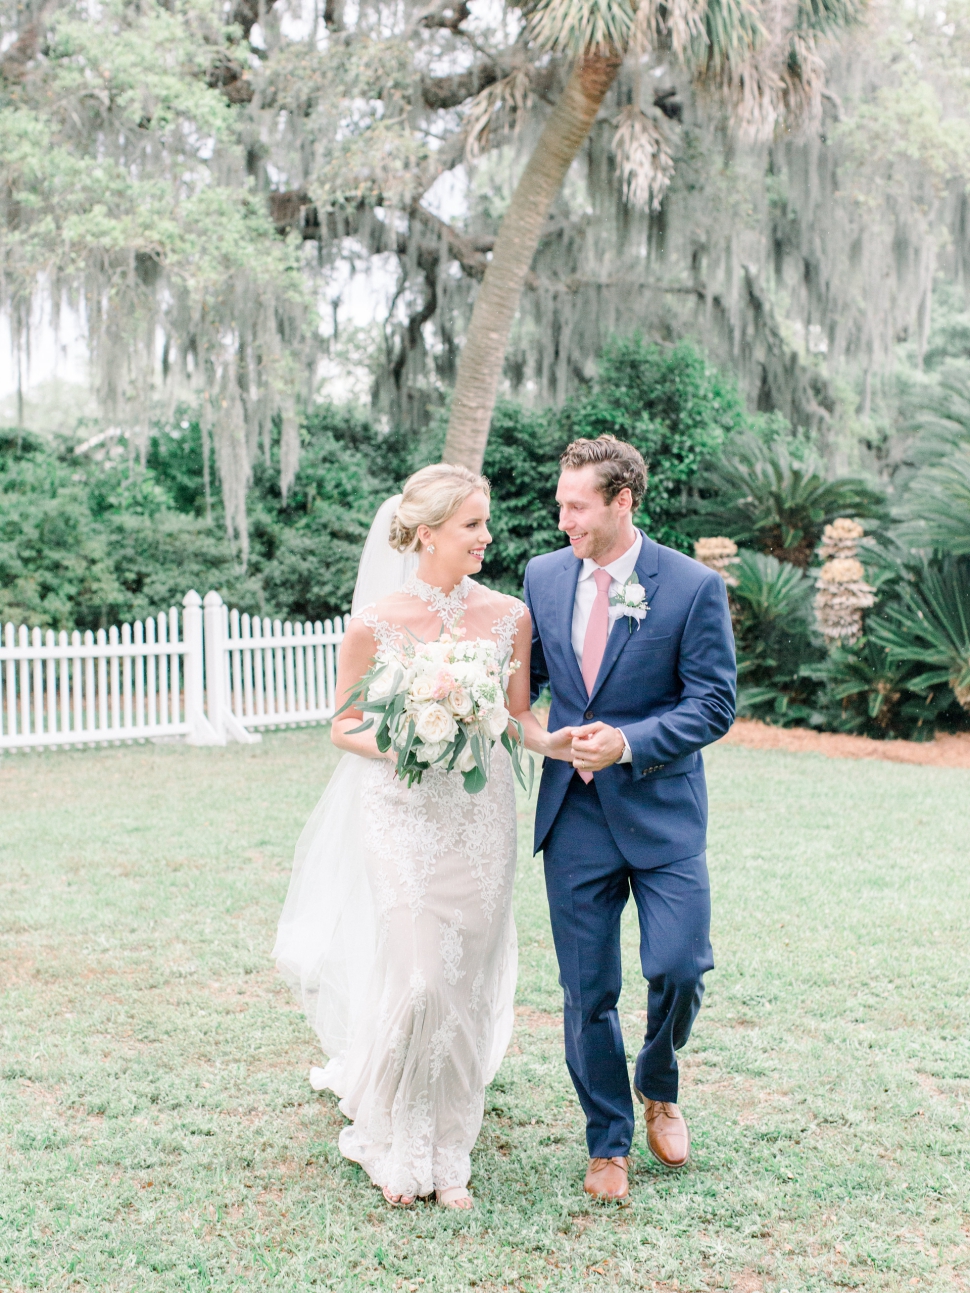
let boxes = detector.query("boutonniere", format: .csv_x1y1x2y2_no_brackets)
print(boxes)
608,576,649,633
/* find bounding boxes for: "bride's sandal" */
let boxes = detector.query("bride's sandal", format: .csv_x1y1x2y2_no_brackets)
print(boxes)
382,1186,416,1207
435,1186,473,1210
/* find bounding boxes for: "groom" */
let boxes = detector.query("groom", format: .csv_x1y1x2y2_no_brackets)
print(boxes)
523,435,736,1201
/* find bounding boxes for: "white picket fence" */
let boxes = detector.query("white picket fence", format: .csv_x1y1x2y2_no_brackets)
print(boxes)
0,591,348,753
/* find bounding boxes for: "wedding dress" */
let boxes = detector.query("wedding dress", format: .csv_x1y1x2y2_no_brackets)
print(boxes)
273,498,523,1199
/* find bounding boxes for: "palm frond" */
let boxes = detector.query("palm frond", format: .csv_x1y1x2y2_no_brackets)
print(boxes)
796,0,865,35
686,433,885,564
869,556,970,710
526,0,639,55
611,105,676,211
629,0,708,59
895,446,970,557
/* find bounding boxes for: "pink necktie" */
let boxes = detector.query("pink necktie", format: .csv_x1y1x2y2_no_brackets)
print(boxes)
578,568,613,782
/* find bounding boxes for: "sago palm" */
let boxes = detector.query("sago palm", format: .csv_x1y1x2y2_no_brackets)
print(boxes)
442,0,864,470
897,365,970,555
688,434,884,565
869,556,970,713
729,548,822,722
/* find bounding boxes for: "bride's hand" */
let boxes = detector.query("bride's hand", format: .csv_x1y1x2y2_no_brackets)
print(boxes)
542,726,576,762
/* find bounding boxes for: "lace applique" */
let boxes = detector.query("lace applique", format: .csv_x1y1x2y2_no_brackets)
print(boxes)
373,868,397,948
439,911,465,986
469,969,485,1013
402,574,473,629
389,1027,409,1075
353,605,405,655
491,597,526,659
409,969,427,1012
429,1008,461,1081
332,582,518,1198
362,755,514,919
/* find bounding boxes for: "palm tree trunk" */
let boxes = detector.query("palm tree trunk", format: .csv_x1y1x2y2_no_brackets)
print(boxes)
442,54,622,471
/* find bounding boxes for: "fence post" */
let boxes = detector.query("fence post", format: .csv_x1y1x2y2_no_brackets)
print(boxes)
203,591,260,745
183,591,222,746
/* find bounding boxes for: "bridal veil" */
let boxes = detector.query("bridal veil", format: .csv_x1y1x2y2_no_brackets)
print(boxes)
272,497,416,1067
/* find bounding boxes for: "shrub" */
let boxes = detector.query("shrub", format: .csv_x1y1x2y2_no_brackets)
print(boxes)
687,434,886,566
562,336,747,550
480,402,565,596
868,556,970,716
802,637,957,741
729,549,824,725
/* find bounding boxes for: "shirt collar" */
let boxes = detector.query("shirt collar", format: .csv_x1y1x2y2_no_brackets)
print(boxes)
579,532,642,584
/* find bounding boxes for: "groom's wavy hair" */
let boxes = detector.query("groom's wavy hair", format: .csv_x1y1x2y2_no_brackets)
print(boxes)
560,435,647,508
389,463,490,553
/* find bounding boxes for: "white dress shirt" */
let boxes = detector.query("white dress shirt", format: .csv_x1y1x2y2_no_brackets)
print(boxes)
571,532,642,763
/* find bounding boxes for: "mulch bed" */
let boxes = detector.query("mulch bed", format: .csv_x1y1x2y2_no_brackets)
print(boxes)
719,718,970,769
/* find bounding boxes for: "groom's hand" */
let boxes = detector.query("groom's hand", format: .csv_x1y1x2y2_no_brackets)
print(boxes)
570,723,626,772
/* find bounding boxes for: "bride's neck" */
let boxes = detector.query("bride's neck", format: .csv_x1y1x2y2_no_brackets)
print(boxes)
415,556,466,595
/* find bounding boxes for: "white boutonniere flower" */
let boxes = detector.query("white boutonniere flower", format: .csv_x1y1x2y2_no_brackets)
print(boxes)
608,576,648,632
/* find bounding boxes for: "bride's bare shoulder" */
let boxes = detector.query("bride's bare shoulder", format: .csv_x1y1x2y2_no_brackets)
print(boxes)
472,582,528,619
350,589,420,627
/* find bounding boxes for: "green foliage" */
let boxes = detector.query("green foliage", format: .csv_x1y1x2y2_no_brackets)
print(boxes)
688,433,886,565
897,446,970,555
0,408,403,631
562,336,748,551
480,403,566,595
869,556,970,709
801,636,957,741
896,363,970,555
0,429,255,631
728,549,823,724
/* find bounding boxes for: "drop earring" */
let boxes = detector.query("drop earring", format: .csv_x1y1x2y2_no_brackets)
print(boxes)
428,545,435,554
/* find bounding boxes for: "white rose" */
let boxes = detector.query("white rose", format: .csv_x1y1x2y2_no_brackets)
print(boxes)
415,740,448,765
415,703,457,745
487,704,509,739
456,742,478,773
367,666,397,701
624,583,646,607
409,675,435,703
448,686,474,717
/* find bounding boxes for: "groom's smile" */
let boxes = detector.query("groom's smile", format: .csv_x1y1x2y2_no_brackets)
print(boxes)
556,463,637,566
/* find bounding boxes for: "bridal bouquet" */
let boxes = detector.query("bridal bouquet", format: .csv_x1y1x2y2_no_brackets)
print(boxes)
338,631,532,794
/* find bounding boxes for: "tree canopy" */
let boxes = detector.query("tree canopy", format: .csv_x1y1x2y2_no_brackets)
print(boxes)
3,0,970,538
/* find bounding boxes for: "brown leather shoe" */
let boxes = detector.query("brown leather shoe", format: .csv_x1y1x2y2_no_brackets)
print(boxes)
637,1093,690,1168
583,1156,630,1202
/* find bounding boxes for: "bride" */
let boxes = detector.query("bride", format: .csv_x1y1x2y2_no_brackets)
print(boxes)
273,464,533,1210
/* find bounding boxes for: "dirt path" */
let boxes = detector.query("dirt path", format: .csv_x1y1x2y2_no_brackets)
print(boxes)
719,718,970,769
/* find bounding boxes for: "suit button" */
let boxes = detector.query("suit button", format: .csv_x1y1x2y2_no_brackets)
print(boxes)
584,709,594,720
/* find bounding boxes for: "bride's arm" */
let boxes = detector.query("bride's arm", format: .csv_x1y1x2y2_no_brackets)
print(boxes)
507,608,574,762
330,619,395,760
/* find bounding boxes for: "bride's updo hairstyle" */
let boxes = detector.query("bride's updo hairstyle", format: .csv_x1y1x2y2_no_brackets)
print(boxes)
388,463,490,553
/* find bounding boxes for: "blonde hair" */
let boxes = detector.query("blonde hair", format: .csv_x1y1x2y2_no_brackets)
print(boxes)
388,463,490,553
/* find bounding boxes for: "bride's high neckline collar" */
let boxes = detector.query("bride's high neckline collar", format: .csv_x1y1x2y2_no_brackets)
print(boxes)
404,574,473,623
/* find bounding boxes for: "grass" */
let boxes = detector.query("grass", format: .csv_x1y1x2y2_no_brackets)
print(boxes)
1,730,969,1293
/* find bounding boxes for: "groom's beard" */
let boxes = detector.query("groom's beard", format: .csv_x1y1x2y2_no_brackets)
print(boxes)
566,519,624,563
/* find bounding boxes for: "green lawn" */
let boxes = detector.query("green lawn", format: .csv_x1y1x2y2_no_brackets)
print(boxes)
1,732,968,1293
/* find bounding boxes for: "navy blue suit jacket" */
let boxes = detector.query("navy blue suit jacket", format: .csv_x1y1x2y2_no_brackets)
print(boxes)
524,532,737,865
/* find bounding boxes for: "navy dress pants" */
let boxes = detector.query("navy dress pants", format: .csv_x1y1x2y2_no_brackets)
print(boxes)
542,773,714,1160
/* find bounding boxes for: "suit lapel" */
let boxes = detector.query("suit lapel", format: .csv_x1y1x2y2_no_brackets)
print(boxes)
554,552,587,703
588,532,660,705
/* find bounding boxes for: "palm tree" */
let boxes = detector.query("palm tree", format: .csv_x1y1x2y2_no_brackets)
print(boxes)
442,0,862,471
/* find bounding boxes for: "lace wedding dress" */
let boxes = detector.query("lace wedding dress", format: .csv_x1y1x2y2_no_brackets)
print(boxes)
274,544,524,1198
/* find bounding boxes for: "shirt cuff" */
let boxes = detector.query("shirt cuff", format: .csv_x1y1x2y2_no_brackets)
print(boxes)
618,729,633,764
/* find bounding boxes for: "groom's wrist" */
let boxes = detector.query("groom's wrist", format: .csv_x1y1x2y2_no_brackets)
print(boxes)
618,730,633,765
